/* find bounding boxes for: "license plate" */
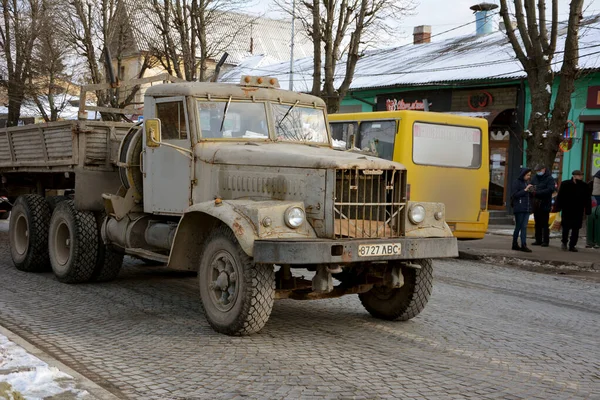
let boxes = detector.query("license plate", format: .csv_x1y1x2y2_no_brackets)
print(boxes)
358,243,401,257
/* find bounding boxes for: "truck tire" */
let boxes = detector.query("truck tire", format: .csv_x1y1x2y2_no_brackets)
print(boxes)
198,225,275,335
359,259,433,321
91,212,124,282
92,245,124,282
9,194,51,272
48,200,98,283
46,195,68,213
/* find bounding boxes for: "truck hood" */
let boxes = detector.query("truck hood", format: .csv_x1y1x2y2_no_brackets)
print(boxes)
195,142,405,170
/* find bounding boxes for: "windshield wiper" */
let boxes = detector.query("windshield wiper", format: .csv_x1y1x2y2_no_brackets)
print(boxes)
219,96,232,133
277,100,300,130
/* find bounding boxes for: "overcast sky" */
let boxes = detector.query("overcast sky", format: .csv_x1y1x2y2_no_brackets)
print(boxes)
246,0,598,45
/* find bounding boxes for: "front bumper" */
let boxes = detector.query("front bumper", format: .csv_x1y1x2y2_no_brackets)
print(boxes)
253,237,458,264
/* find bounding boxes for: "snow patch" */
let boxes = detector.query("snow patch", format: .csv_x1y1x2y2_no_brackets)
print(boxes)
332,139,347,149
0,334,89,399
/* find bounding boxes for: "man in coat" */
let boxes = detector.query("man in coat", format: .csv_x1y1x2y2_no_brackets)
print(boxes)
556,170,592,252
531,165,556,246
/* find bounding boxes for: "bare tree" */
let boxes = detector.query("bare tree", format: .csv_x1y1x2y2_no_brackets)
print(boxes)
190,0,255,81
59,0,152,120
26,0,73,122
143,0,254,82
277,0,415,113
0,0,43,127
499,0,584,168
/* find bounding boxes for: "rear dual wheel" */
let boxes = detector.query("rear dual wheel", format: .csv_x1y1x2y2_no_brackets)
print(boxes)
9,194,52,272
48,201,123,283
48,200,98,283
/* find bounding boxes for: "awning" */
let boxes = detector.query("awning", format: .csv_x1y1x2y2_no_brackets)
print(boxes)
446,110,504,126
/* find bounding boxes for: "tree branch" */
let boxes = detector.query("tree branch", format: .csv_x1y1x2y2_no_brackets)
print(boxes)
499,0,530,69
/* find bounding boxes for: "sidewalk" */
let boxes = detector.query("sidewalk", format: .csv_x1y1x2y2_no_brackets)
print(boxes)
0,325,117,400
458,225,600,270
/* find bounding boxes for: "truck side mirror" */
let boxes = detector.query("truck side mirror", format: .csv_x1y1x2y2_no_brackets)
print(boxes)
145,119,162,148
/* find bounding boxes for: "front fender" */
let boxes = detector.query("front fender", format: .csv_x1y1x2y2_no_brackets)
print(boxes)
167,199,317,271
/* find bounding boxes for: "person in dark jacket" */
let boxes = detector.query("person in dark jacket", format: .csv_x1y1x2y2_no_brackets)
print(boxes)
530,165,556,246
556,170,592,252
511,168,534,252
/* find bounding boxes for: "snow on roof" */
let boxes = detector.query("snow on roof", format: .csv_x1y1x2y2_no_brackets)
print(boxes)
119,0,312,65
219,14,600,91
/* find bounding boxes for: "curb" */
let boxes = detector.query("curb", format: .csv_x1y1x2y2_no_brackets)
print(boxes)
0,325,119,400
458,250,599,271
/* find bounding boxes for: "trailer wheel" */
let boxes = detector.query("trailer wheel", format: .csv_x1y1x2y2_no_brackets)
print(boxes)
198,225,275,335
91,212,123,282
359,259,433,321
48,200,98,283
9,194,51,272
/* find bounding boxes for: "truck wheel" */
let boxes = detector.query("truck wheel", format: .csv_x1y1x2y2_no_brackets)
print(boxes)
9,194,51,272
198,225,275,335
91,212,124,282
46,195,68,213
359,259,433,321
48,200,98,283
92,245,124,282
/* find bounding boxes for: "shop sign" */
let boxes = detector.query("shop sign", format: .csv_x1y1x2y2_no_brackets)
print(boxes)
587,86,600,109
377,91,452,112
385,98,428,111
468,91,493,111
593,142,600,169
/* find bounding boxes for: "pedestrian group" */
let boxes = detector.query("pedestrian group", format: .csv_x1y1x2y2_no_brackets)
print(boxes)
511,166,595,252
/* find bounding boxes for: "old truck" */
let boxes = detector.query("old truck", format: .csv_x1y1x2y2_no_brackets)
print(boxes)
0,75,458,335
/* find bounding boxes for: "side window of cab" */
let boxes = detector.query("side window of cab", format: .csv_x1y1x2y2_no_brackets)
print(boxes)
156,101,188,140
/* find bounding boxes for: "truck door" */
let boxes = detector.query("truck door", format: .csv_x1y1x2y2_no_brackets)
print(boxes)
143,97,193,214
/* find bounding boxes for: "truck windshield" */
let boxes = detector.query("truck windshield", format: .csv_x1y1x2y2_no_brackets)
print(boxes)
197,100,269,140
272,104,329,144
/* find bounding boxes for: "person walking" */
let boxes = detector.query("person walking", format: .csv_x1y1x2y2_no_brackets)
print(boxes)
530,165,556,247
511,168,534,252
556,170,592,252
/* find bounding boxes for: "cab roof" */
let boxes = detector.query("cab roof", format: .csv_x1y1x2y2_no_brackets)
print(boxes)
145,82,326,108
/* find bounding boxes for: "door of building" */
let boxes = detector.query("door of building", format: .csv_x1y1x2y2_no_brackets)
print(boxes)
489,139,509,210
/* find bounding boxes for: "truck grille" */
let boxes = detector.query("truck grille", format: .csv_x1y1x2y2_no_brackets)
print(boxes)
334,168,406,238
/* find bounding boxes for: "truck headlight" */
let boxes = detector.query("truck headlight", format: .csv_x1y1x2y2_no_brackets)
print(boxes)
284,206,305,228
408,204,426,224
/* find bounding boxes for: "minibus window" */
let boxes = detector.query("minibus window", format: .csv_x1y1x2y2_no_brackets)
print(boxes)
358,120,396,160
413,122,482,168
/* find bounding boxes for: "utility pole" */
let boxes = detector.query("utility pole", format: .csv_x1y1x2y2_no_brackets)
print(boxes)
289,0,296,91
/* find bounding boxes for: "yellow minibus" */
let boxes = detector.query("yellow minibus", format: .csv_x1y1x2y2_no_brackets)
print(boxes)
329,110,489,239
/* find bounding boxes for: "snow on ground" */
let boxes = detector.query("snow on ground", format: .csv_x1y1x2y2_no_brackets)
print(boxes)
0,333,89,399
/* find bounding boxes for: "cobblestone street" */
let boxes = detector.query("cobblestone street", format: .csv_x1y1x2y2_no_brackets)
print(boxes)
0,221,598,399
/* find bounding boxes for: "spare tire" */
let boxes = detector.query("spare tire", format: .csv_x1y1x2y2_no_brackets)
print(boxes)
118,123,143,199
